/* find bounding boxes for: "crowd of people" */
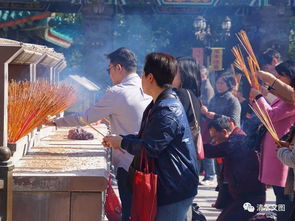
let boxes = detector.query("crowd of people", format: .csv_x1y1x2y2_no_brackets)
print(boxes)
46,47,295,221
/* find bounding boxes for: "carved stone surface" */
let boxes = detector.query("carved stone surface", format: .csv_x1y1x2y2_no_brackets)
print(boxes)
12,124,110,221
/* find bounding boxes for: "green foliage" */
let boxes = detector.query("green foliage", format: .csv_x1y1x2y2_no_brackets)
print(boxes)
55,13,82,24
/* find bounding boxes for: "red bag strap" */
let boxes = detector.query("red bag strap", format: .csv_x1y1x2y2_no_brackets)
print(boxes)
108,175,112,186
139,148,157,174
140,148,150,173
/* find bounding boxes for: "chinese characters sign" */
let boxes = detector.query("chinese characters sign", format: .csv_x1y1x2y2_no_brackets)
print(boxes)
210,48,224,71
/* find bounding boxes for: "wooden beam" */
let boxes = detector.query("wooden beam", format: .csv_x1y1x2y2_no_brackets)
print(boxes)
0,12,51,29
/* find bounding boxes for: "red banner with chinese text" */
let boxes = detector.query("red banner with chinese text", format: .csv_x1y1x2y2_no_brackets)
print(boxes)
210,48,224,71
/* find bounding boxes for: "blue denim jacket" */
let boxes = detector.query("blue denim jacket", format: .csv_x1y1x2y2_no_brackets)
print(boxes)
121,88,199,206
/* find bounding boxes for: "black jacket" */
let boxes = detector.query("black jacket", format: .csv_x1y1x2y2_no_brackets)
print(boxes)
121,88,199,206
204,127,266,199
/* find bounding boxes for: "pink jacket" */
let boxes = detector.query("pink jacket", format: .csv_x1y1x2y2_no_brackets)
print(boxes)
255,97,295,187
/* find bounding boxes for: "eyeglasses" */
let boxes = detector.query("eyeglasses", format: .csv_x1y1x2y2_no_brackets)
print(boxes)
107,65,116,74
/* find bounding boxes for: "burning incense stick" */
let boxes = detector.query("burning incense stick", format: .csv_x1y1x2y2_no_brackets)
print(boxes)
79,117,105,137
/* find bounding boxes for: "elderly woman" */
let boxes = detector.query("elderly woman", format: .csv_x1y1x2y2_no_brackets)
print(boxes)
103,52,198,221
201,72,241,127
250,60,295,221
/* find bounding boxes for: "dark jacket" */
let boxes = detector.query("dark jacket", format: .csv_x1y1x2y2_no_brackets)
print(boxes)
204,127,265,199
173,88,202,128
121,88,199,206
208,91,241,127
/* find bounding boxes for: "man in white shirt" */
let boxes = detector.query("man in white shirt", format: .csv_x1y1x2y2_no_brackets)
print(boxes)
48,47,151,221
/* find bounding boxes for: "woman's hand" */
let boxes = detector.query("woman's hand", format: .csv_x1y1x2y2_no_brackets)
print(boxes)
201,105,215,119
102,135,122,150
260,85,269,97
206,112,215,119
201,105,208,114
276,140,295,150
249,88,262,101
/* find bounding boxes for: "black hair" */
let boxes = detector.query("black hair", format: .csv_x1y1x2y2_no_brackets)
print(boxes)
275,60,295,88
106,47,137,73
216,71,236,92
144,52,178,88
260,48,282,66
177,56,201,97
208,116,232,132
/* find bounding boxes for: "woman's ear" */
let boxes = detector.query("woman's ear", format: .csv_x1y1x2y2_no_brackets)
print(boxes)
117,64,123,71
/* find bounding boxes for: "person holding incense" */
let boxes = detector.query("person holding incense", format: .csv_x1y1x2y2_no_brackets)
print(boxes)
103,52,199,220
46,47,152,221
250,60,295,221
256,68,295,104
204,116,265,221
201,71,241,127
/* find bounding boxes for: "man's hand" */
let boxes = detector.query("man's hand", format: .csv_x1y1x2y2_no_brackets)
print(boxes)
103,135,122,150
43,116,56,126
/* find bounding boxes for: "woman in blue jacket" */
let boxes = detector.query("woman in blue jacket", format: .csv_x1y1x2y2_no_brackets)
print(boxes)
103,52,199,221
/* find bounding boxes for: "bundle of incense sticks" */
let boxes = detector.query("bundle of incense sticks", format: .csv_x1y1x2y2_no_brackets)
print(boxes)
8,81,76,142
232,30,260,89
247,57,260,89
249,100,279,142
232,46,252,85
236,30,260,70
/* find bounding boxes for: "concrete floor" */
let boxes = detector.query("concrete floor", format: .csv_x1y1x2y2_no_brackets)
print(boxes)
195,176,276,221
110,175,276,221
